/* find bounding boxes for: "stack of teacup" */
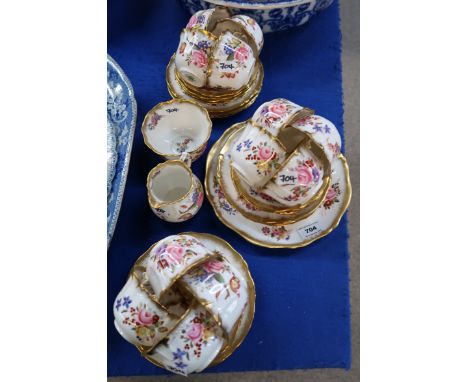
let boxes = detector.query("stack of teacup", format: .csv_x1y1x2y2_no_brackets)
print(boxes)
113,233,254,376
166,7,264,117
217,98,342,224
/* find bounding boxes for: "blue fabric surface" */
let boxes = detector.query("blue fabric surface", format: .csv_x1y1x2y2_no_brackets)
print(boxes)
108,0,350,376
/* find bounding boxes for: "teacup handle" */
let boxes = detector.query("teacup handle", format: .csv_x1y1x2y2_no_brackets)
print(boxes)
179,151,192,168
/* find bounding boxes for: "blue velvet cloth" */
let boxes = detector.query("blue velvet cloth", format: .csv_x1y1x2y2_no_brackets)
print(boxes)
108,0,350,376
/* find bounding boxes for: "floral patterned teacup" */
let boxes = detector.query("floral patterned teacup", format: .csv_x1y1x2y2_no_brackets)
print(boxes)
207,31,256,90
230,122,287,189
146,234,215,300
291,112,342,162
185,8,231,33
229,15,264,53
142,99,212,163
211,15,263,55
147,160,204,223
252,98,305,137
262,142,327,207
181,257,248,336
148,304,225,376
185,9,212,31
175,28,216,87
174,8,262,93
113,276,183,348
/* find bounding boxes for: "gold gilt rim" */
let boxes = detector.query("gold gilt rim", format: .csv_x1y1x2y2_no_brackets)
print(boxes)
281,106,315,133
175,58,261,102
232,166,330,217
230,165,330,225
249,120,288,152
233,135,332,214
217,139,294,226
176,65,259,102
168,59,263,117
126,244,193,354
251,102,310,136
205,124,352,249
146,160,195,209
230,14,264,50
166,55,264,118
136,301,196,365
217,124,332,224
209,19,261,58
157,252,218,306
179,232,256,367
205,29,222,86
177,280,230,343
141,98,212,159
138,302,193,355
130,243,180,315
184,26,218,41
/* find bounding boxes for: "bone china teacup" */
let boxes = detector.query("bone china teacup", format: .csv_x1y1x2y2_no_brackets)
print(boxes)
147,160,204,223
145,234,215,300
113,276,183,348
181,256,248,336
262,142,327,207
148,304,225,376
230,121,287,189
142,99,212,163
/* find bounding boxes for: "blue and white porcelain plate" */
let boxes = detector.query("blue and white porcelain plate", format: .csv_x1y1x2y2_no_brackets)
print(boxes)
107,54,137,247
178,0,334,32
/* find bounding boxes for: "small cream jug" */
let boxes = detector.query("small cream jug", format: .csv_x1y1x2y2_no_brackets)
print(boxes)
147,159,204,222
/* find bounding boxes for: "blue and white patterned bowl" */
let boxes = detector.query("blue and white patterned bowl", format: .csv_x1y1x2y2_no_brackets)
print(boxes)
178,0,334,33
107,55,137,247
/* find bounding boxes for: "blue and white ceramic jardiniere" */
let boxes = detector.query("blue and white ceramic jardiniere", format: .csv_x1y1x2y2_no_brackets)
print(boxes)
178,0,334,33
107,54,137,247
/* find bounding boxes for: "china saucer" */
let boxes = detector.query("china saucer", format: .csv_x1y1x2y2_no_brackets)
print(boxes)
132,232,255,369
216,123,330,225
205,124,352,248
166,55,264,118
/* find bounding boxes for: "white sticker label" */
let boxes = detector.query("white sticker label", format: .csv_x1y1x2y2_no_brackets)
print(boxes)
297,222,321,240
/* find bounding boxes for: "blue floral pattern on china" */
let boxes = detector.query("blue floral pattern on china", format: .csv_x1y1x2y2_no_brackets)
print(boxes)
178,0,334,32
107,54,137,247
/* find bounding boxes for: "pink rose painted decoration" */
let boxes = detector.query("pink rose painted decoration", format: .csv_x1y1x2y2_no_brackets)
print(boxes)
166,245,184,264
174,9,262,91
146,235,212,298
136,309,155,326
253,99,303,136
203,259,224,273
191,50,208,68
235,46,249,62
182,256,248,335
297,166,313,186
187,322,204,341
187,15,197,29
258,146,273,160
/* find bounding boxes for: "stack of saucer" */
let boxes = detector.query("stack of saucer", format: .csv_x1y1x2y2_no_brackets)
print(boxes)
113,233,255,376
166,8,264,118
205,98,352,248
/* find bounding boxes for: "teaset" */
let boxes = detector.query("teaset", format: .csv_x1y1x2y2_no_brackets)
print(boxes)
142,99,211,222
113,233,255,376
113,6,351,375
